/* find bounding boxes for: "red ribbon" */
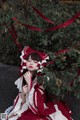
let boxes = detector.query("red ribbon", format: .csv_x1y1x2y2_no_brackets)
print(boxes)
31,5,55,24
34,84,56,116
12,17,42,32
0,11,80,33
45,12,80,32
8,25,22,51
55,49,69,56
20,23,42,32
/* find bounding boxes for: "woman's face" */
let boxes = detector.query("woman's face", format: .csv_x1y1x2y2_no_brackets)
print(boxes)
26,56,38,71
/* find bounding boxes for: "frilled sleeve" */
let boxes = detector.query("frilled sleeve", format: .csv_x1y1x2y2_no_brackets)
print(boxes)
7,76,29,119
15,76,23,92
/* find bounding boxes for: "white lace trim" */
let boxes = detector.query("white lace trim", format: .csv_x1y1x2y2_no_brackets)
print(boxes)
15,76,23,92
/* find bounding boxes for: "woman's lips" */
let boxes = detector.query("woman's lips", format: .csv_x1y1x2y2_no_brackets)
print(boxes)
29,66,33,68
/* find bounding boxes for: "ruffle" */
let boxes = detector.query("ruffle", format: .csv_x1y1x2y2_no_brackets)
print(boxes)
13,97,22,113
15,77,23,92
8,95,29,120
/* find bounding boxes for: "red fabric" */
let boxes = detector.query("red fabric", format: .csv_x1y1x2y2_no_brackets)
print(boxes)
29,104,38,114
55,49,68,56
22,46,48,61
34,84,56,116
19,22,42,32
31,5,54,24
12,17,42,32
8,25,22,51
34,74,74,120
17,109,48,120
45,12,80,32
20,46,48,74
16,84,56,120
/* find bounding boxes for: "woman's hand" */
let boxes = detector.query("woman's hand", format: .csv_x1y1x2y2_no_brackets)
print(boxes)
22,85,28,95
23,71,32,91
24,71,32,83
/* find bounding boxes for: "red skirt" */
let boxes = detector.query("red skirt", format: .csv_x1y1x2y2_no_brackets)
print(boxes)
17,109,49,120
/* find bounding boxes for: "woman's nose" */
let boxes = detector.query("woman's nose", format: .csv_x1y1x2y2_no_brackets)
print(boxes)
30,61,33,64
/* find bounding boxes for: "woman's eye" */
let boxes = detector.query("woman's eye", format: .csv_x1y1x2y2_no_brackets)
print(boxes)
34,61,38,63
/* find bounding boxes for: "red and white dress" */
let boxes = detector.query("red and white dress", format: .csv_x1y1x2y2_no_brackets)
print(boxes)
7,76,73,120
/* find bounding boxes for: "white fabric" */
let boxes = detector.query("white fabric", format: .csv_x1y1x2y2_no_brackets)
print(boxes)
8,115,19,120
8,102,29,120
28,83,38,114
13,97,22,113
15,77,23,92
28,83,44,108
7,77,29,120
49,105,68,120
5,106,14,115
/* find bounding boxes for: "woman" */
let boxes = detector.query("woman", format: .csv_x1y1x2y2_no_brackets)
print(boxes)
5,46,72,120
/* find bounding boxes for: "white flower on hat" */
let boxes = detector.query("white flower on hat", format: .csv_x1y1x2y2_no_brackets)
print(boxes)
37,68,43,73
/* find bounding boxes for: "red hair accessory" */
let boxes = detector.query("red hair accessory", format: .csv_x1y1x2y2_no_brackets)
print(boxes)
20,46,49,73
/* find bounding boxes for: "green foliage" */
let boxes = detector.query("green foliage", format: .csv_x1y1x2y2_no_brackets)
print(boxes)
0,0,80,99
37,48,80,99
